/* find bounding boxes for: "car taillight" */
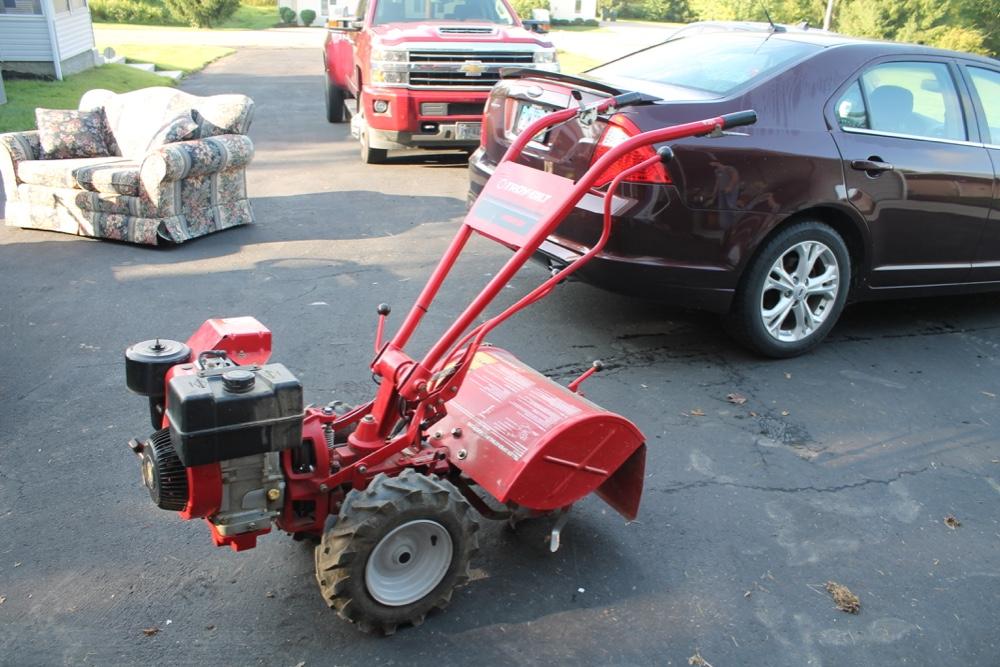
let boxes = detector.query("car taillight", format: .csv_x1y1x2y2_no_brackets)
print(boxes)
591,114,670,187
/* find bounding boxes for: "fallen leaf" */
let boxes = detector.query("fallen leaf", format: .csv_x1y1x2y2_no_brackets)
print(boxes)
982,391,996,398
205,624,215,631
727,392,748,405
784,372,792,380
294,662,306,667
690,409,705,417
825,581,860,614
689,651,714,667
13,562,21,568
749,411,758,417
743,590,752,599
142,627,159,637
781,410,790,416
944,515,961,529
266,591,276,598
0,596,6,605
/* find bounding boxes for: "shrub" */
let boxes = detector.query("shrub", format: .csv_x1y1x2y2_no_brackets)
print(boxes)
583,17,598,25
300,7,316,24
163,0,240,27
279,5,295,22
90,0,181,24
508,0,547,21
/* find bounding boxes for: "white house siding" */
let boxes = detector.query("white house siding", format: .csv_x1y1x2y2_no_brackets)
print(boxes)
549,0,596,20
53,7,94,59
0,16,52,61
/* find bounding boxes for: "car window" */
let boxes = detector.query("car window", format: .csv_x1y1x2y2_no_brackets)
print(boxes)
834,81,868,129
858,61,965,141
967,67,1000,144
587,35,823,97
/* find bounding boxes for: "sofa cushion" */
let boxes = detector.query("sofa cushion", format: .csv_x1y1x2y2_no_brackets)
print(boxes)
17,157,141,196
80,87,255,159
35,108,115,160
148,112,200,150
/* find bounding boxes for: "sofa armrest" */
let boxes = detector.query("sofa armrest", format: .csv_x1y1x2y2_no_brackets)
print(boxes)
0,131,41,189
140,134,254,188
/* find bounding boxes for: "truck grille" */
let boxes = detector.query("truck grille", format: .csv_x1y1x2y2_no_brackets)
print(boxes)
410,51,535,64
407,50,535,88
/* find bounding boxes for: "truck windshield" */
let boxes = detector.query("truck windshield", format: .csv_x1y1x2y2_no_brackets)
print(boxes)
373,0,515,25
588,34,823,97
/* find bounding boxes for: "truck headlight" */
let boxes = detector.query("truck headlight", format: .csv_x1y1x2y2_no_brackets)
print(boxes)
371,48,407,63
371,48,408,85
533,49,557,64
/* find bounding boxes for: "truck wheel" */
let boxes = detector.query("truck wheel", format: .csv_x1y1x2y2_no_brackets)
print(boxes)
360,127,388,164
726,221,850,358
315,469,479,635
325,78,345,123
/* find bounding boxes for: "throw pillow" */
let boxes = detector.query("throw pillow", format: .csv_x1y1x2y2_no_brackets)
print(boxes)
146,112,200,151
35,108,114,160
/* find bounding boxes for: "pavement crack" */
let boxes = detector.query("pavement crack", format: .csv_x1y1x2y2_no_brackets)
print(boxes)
656,465,933,495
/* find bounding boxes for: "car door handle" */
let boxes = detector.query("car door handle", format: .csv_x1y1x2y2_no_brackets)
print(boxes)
851,159,894,173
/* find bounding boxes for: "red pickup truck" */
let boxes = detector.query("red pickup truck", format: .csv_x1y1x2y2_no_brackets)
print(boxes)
323,0,559,163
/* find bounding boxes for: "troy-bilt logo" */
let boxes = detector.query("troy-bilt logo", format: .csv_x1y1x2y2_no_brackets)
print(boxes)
495,178,553,204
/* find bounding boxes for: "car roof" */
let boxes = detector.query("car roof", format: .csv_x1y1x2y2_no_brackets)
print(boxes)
674,22,999,67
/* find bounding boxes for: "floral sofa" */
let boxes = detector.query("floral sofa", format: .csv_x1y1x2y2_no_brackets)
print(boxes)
0,87,255,245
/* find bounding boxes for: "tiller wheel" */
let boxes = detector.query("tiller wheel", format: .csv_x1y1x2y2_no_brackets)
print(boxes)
121,98,758,633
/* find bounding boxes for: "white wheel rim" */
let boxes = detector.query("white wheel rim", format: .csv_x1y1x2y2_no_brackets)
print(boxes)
759,240,840,343
365,519,453,606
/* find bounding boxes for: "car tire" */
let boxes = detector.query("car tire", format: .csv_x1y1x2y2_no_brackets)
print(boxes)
726,221,850,358
325,78,345,123
360,126,388,164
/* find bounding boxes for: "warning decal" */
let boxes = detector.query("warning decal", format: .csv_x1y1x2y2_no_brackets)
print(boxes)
450,351,582,461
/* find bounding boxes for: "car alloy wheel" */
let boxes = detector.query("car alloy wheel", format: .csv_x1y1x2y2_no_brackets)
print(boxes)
726,221,850,358
759,240,840,343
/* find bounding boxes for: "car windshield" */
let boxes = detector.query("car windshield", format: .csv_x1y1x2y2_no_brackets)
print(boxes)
373,0,514,25
588,34,823,97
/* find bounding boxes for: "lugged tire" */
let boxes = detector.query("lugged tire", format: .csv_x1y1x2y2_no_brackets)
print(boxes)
314,469,479,635
325,78,345,123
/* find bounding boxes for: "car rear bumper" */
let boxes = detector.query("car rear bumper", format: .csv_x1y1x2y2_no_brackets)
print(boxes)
468,150,738,313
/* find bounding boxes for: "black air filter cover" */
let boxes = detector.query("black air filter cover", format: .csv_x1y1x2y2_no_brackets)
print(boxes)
125,339,191,397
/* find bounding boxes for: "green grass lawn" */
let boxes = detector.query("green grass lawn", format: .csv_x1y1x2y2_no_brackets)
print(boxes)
99,44,235,73
0,65,173,133
557,50,603,75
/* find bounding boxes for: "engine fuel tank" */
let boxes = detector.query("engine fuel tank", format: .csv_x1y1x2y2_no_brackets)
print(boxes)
436,347,646,520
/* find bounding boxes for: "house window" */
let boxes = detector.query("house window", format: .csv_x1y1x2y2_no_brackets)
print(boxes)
0,0,43,14
574,0,581,12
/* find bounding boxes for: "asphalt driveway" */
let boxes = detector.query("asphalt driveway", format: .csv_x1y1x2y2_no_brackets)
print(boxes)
1,47,998,667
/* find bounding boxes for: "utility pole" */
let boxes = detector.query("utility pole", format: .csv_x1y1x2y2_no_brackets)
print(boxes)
823,0,834,30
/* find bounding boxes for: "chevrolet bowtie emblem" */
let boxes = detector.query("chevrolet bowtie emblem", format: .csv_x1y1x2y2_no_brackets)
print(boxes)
460,60,485,76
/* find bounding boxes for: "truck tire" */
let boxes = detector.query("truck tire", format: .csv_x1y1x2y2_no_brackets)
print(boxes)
315,469,479,635
360,126,388,164
325,78,345,123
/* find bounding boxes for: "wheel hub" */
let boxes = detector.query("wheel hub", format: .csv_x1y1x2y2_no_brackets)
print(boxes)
759,240,840,343
365,519,453,606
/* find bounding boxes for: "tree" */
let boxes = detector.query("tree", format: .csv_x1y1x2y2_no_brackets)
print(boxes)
833,0,991,57
164,0,240,28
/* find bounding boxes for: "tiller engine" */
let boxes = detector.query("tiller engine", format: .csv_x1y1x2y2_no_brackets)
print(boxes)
124,94,757,634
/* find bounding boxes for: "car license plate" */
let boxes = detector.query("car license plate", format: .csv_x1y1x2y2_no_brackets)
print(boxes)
456,122,481,140
514,103,549,136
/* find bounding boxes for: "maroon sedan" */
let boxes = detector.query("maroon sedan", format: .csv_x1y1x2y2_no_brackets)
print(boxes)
468,28,1000,357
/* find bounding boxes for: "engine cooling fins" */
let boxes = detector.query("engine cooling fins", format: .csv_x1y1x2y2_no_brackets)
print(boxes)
141,428,188,511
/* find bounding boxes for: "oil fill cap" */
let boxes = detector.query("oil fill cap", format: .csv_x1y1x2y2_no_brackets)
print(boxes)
222,369,255,393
